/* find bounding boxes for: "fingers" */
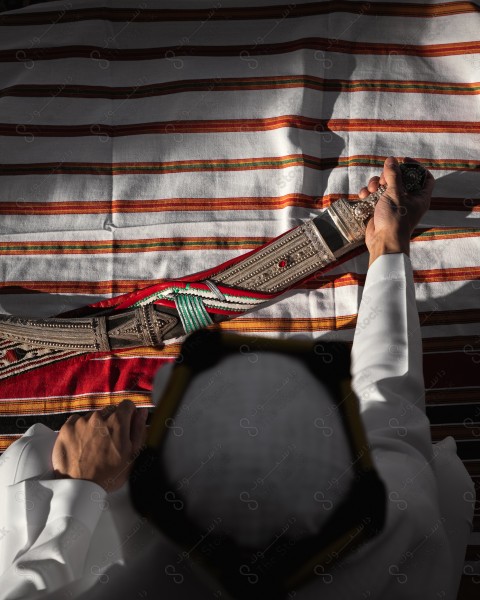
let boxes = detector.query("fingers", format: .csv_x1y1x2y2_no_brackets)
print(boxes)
382,156,406,197
358,175,381,199
358,156,434,199
112,399,137,446
130,407,149,454
99,404,117,418
65,413,82,427
367,176,381,192
116,398,136,415
64,401,147,454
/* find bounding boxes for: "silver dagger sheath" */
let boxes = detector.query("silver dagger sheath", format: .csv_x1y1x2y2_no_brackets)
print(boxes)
0,161,428,352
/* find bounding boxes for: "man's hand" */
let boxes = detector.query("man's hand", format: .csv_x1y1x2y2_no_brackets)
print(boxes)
52,400,149,492
356,156,435,266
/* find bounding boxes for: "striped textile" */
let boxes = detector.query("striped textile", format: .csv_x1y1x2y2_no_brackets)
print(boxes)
0,0,479,586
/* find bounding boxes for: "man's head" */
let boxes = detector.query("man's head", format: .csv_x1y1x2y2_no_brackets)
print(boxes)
154,348,355,548
130,331,386,599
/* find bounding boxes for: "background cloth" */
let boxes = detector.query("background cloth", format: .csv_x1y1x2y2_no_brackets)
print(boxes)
0,0,479,586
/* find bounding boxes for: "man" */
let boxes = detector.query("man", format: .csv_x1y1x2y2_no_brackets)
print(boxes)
0,157,474,599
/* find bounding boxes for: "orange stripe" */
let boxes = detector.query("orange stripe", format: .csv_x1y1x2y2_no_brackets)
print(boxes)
0,195,326,215
215,315,367,333
1,155,478,177
1,3,480,25
0,335,477,365
0,196,477,215
0,3,478,26
3,117,480,137
413,266,480,283
0,40,479,63
0,238,267,255
108,344,183,358
1,263,479,295
0,436,20,452
0,229,478,256
2,77,480,100
0,392,152,415
218,309,480,333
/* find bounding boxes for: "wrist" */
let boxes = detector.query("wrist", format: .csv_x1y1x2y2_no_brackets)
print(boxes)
368,234,410,267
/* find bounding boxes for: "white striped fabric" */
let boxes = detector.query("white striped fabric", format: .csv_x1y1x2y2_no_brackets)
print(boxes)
0,0,479,575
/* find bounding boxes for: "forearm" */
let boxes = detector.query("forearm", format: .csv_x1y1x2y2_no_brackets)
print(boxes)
350,252,433,461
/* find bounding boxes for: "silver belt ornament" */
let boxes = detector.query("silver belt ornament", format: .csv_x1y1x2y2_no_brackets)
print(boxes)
0,305,178,352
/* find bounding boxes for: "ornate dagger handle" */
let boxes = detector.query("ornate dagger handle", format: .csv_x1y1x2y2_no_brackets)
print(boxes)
351,161,427,223
326,161,428,245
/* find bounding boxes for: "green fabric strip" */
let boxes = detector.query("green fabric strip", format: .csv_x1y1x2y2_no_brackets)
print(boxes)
174,292,213,334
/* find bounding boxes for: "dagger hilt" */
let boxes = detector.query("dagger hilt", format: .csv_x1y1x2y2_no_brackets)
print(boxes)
349,161,428,223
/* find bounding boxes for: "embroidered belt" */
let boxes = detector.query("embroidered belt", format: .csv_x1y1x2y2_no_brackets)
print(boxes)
0,305,179,352
0,162,426,352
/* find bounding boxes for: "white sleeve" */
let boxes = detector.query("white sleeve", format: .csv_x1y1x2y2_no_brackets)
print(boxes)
350,252,433,461
0,425,108,600
350,253,475,599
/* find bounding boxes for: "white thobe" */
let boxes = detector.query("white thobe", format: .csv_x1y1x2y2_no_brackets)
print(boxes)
0,253,475,600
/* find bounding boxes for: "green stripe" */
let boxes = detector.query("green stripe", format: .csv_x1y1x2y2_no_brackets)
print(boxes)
182,295,196,333
195,296,213,327
339,158,478,170
191,296,205,328
174,293,214,333
176,294,193,333
416,228,475,238
187,296,202,330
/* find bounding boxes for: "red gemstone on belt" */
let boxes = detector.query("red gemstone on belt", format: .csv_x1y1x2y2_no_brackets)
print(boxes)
278,260,287,268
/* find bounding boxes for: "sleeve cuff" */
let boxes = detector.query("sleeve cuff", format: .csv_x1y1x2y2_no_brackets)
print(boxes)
39,478,108,535
365,252,412,287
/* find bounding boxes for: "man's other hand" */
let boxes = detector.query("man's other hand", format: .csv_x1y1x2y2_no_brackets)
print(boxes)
52,400,149,492
356,156,435,266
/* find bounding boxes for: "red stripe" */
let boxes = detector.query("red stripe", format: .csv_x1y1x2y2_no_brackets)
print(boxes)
3,118,480,137
0,3,478,27
1,156,477,177
0,346,477,406
2,39,479,64
0,197,476,215
2,78,480,101
0,354,165,400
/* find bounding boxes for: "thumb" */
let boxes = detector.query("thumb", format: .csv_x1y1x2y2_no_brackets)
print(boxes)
365,217,375,238
383,156,405,197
